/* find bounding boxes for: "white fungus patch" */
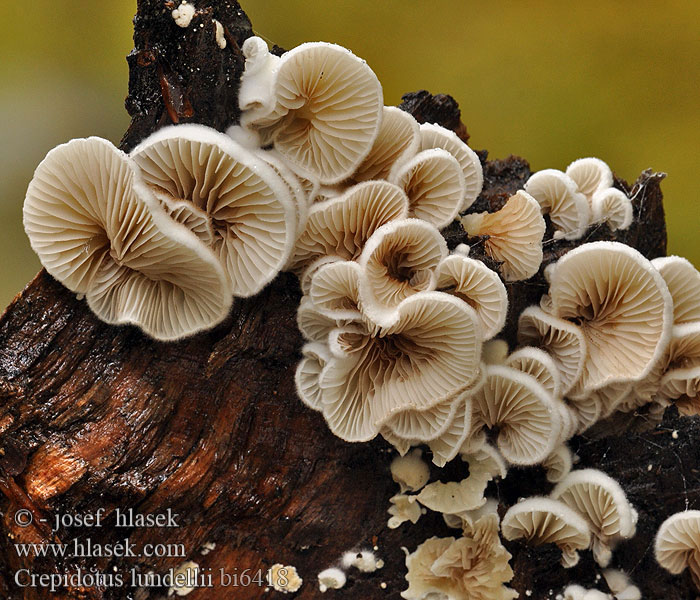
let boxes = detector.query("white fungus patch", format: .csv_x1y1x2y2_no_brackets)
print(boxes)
167,561,199,597
213,19,226,49
341,550,381,573
317,568,346,592
172,1,195,28
267,564,303,594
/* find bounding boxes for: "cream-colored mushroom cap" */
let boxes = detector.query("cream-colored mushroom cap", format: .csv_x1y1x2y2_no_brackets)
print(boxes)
246,41,384,185
461,191,545,282
552,468,637,567
131,124,296,298
506,346,562,399
436,254,508,340
357,218,446,323
419,123,484,211
518,306,586,396
353,106,420,182
502,497,591,568
299,255,342,296
297,297,351,343
237,36,281,124
655,510,700,587
427,393,477,467
309,260,362,320
566,394,603,435
388,493,422,529
23,137,231,341
524,169,590,241
543,444,574,483
652,256,700,324
291,180,409,271
658,365,700,416
472,365,560,465
391,149,465,229
381,392,464,444
591,188,633,232
295,343,331,411
390,448,430,493
319,292,482,442
548,241,673,392
152,189,215,246
566,157,614,201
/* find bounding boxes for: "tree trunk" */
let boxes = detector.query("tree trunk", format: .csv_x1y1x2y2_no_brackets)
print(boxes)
0,2,697,599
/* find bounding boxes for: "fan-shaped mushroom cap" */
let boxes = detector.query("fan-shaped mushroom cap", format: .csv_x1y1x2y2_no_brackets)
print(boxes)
461,191,545,281
419,123,484,211
391,448,430,493
295,343,331,411
388,493,422,529
658,366,700,416
382,394,462,444
291,180,409,271
502,497,591,568
380,427,415,457
309,260,362,320
297,297,351,343
237,36,282,125
652,256,700,324
518,306,586,395
548,242,673,393
23,137,231,341
131,124,297,297
402,515,517,600
299,255,342,295
552,469,637,567
391,149,465,229
472,365,561,465
436,254,508,340
357,219,446,323
353,106,420,182
567,393,603,434
566,157,614,201
152,189,215,246
524,169,590,241
243,41,384,185
506,346,562,399
319,292,482,441
442,497,500,531
591,188,633,232
655,510,700,587
543,444,574,483
427,392,479,467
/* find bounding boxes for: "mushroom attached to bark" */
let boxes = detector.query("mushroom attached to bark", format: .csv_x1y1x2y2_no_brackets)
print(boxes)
524,169,589,240
652,256,700,324
566,157,614,201
543,444,574,483
460,191,545,281
655,510,700,588
241,40,384,184
591,188,633,232
388,493,423,529
548,241,673,393
295,343,332,411
501,496,591,567
23,137,231,341
131,124,297,297
552,469,637,567
390,449,430,493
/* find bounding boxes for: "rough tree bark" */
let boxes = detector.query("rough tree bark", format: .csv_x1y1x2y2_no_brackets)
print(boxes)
0,2,698,599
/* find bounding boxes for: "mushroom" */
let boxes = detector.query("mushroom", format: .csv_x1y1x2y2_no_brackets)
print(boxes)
591,188,633,232
460,191,546,281
501,496,591,567
505,346,562,399
131,124,297,297
391,149,466,229
353,106,420,182
426,391,478,467
565,157,614,202
237,36,282,126
517,306,587,395
317,568,346,593
308,260,362,320
471,365,561,465
651,256,700,324
296,297,348,343
295,343,332,411
547,241,673,393
357,218,447,323
418,123,484,211
390,449,430,493
153,189,214,246
602,570,641,600
543,444,574,483
299,255,343,296
524,169,589,240
436,253,508,340
655,510,700,588
23,137,232,341
291,180,409,271
552,469,637,567
388,493,422,529
658,366,700,416
240,40,384,184
566,393,603,435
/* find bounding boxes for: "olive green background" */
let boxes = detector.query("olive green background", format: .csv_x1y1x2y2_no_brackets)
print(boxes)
1,1,698,310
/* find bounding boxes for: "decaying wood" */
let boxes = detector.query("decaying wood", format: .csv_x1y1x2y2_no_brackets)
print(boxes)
0,2,697,599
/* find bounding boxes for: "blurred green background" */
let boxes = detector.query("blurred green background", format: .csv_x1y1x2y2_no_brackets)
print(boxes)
1,1,698,310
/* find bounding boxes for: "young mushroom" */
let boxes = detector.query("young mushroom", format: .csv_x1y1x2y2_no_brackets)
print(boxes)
590,188,633,232
565,157,614,202
652,255,700,324
655,510,700,589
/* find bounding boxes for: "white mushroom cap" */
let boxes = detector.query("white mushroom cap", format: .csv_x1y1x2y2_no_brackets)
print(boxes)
238,36,282,124
309,260,362,320
543,444,574,483
380,427,416,457
317,567,346,592
524,169,590,241
517,306,587,396
391,149,466,229
297,297,349,342
391,449,430,493
388,493,422,529
652,255,700,324
506,346,562,399
552,468,637,567
472,365,561,465
244,41,384,185
427,393,477,467
602,570,641,600
442,497,500,531
353,106,420,182
357,218,446,323
658,365,700,416
153,189,214,246
548,241,673,393
566,393,603,435
461,191,545,281
319,292,482,441
436,254,508,340
501,496,591,568
381,392,465,444
655,510,700,587
419,123,484,211
566,157,614,201
23,137,231,341
295,343,332,411
299,255,342,296
291,180,409,271
591,188,633,232
131,124,297,297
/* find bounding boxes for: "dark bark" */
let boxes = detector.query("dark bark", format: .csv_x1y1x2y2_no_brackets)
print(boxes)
0,2,696,599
